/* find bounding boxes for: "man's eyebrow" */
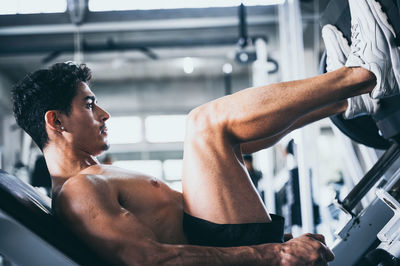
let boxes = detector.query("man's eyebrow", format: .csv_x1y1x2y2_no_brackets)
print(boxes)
83,96,96,102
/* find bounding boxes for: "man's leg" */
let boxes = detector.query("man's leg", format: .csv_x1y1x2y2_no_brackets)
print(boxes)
182,67,375,224
239,24,354,155
240,100,347,155
182,0,400,223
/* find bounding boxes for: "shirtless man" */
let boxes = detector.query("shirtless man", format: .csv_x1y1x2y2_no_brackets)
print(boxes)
10,0,399,265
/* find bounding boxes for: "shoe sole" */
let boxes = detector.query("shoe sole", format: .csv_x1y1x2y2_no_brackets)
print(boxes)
367,0,400,96
322,25,350,71
323,24,350,57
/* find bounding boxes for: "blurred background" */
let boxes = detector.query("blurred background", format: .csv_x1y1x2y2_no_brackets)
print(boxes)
0,0,395,254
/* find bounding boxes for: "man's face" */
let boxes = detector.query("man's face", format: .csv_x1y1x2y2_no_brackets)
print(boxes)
61,82,110,156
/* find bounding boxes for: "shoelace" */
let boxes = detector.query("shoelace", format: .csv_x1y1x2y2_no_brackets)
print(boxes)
350,23,365,64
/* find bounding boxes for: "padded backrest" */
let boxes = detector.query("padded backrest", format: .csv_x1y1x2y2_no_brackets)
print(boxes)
0,170,109,265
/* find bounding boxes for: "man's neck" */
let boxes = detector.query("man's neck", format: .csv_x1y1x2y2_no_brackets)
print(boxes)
43,142,99,182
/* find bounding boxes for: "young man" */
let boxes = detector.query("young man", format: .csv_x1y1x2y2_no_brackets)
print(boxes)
11,0,399,265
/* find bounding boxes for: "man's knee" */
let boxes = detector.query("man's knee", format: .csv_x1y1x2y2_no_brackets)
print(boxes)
186,104,227,140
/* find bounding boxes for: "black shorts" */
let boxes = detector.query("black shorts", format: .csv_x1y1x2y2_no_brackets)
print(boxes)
183,213,284,247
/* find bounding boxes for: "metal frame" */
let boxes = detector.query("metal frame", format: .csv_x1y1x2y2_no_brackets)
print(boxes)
279,0,317,234
331,167,400,265
330,198,394,266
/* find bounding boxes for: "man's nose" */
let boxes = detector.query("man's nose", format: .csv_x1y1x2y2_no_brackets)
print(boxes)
98,106,110,122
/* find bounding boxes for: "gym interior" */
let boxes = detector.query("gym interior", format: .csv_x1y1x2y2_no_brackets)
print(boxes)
0,0,400,265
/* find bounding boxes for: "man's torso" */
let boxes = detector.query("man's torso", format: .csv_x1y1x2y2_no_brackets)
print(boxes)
53,165,188,244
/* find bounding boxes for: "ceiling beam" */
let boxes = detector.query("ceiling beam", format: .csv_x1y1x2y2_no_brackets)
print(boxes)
0,37,244,55
0,15,277,36
0,6,276,27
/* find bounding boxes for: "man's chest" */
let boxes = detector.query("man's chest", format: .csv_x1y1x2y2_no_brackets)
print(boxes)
112,177,186,243
116,177,176,206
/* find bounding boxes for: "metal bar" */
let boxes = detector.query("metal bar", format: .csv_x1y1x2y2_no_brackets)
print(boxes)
0,37,241,55
238,4,248,48
0,6,276,27
0,16,276,36
137,47,159,60
288,0,315,234
339,142,400,214
331,125,371,209
224,73,232,95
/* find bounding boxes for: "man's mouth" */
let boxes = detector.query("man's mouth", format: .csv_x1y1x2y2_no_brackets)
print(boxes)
100,125,108,135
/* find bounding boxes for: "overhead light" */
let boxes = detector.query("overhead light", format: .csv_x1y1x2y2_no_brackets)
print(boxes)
0,0,67,15
223,63,233,74
235,50,257,64
239,53,249,62
89,0,285,12
183,57,194,74
240,0,286,5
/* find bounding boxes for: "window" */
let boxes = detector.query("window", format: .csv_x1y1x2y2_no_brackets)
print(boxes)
163,159,183,181
113,160,163,179
89,0,285,12
0,0,67,15
168,181,182,193
145,115,186,143
107,116,142,144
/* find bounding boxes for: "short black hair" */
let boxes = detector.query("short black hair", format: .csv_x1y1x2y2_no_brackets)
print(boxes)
243,154,253,162
11,62,92,150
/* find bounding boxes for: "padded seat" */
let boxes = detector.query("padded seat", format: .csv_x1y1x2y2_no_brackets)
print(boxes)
0,169,109,265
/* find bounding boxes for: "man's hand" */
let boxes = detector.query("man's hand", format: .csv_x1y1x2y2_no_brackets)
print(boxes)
278,233,334,266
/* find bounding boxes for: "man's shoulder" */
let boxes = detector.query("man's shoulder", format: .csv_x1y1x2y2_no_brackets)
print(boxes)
60,173,111,198
54,174,115,220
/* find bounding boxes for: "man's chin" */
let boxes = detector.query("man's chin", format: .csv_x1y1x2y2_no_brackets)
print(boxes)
101,143,110,151
94,143,110,156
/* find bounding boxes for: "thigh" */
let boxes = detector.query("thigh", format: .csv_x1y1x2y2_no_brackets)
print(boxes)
182,130,271,224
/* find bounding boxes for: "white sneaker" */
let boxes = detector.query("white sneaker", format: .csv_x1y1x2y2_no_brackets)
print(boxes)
344,93,380,119
345,0,400,99
322,24,350,72
322,24,379,119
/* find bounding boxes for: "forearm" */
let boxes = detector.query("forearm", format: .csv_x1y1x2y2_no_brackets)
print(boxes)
241,100,347,154
116,233,335,266
154,242,282,266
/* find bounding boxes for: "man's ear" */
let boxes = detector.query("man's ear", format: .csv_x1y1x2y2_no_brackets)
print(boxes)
45,110,63,132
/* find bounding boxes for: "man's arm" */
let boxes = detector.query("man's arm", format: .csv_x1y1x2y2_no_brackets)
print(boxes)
161,234,333,266
55,176,333,265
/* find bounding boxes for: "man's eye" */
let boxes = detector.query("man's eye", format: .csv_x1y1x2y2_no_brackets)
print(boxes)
87,103,94,109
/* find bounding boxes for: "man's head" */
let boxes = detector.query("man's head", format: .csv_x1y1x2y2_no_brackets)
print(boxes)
12,62,109,154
